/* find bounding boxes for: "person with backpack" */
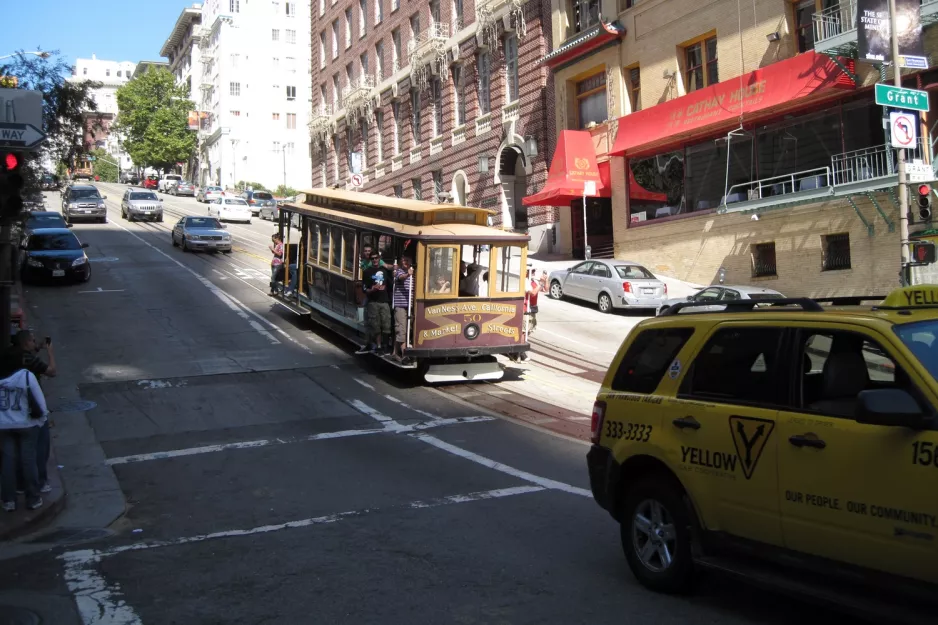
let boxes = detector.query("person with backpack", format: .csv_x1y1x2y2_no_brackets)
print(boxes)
0,354,49,512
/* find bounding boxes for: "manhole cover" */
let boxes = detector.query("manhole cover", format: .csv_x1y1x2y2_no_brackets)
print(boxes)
0,606,40,625
51,399,97,412
88,257,119,263
25,527,113,546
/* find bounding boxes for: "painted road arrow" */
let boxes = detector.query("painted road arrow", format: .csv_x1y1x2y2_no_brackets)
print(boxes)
0,122,46,149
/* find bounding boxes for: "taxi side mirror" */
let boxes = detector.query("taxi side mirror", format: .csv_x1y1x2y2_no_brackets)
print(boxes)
856,389,929,429
686,295,694,301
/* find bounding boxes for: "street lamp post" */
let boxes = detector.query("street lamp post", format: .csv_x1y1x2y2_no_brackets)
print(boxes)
889,0,912,284
0,51,51,61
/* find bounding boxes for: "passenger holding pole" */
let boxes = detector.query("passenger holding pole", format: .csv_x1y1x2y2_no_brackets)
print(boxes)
392,256,414,362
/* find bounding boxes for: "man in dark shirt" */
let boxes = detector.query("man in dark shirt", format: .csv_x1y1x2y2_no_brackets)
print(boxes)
357,252,392,355
11,331,56,493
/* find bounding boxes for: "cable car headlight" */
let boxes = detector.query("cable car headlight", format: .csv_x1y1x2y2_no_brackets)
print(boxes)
464,323,480,340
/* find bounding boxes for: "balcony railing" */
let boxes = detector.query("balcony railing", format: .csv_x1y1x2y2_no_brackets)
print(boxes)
430,135,444,155
812,0,856,47
341,74,377,118
309,104,335,142
476,112,492,136
831,141,927,186
476,0,526,44
408,23,449,62
502,100,521,124
723,167,833,206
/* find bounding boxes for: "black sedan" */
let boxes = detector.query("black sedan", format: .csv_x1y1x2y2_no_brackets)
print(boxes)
24,211,69,231
21,228,91,284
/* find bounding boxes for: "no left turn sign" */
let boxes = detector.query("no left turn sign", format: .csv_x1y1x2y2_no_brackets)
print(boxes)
349,173,363,187
890,112,917,148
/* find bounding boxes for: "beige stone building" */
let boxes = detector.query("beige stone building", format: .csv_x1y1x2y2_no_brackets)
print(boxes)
528,0,938,296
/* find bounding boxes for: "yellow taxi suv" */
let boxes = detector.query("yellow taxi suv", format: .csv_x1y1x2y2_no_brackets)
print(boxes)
587,286,938,621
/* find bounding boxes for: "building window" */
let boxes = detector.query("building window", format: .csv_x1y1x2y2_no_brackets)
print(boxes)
751,242,777,278
413,177,423,200
361,120,368,168
394,184,403,198
392,101,402,154
273,141,281,154
376,42,385,78
273,1,281,12
345,9,353,47
320,33,327,69
453,65,466,126
628,66,641,112
430,0,441,25
684,35,718,92
410,13,421,38
320,85,327,110
230,0,240,12
332,21,339,58
273,57,280,68
83,68,87,75
287,113,297,129
347,62,354,83
392,29,402,71
231,110,241,117
106,69,111,77
347,128,355,174
117,70,121,77
375,110,384,162
431,79,443,137
576,71,607,129
359,0,367,37
376,0,383,22
286,56,296,74
272,28,280,42
230,82,241,96
285,142,295,155
333,75,340,107
822,233,851,271
794,0,817,53
286,29,297,44
286,85,297,100
477,52,491,114
433,170,443,202
573,0,600,33
453,0,464,30
273,112,281,121
286,1,296,16
360,52,369,76
504,35,519,102
320,0,325,16
411,90,421,143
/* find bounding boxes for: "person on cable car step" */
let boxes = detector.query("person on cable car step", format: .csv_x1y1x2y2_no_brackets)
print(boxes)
268,233,284,296
357,252,392,355
392,256,415,362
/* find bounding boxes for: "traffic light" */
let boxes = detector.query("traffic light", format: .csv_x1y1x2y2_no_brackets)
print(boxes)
912,241,937,265
916,184,932,222
0,151,24,218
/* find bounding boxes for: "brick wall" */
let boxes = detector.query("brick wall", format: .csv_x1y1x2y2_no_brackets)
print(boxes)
311,0,556,230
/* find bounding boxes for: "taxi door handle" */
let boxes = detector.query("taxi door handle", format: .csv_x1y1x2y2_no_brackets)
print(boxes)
789,435,826,449
672,416,701,430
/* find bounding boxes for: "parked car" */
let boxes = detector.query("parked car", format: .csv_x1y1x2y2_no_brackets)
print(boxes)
121,188,164,222
171,216,232,253
143,175,159,190
197,185,224,203
158,174,183,193
547,260,667,313
20,228,91,283
241,190,276,216
24,211,69,231
259,200,280,221
40,173,59,190
657,284,786,315
171,181,196,197
208,197,252,223
61,184,107,224
23,192,45,212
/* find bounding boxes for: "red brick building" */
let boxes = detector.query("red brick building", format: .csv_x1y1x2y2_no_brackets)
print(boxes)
310,0,559,253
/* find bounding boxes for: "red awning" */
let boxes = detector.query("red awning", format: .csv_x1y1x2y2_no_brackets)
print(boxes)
627,166,667,203
523,130,604,207
609,51,855,157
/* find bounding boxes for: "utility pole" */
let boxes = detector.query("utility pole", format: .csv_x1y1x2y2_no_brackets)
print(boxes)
890,0,911,284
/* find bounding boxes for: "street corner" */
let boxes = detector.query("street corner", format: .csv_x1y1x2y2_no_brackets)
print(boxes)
0,451,67,542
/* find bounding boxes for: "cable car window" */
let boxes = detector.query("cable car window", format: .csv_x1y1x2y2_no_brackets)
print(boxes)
308,223,320,264
427,245,456,295
342,229,356,275
494,245,523,294
330,226,342,269
319,224,331,267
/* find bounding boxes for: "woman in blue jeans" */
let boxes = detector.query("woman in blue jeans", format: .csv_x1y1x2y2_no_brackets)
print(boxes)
0,356,49,512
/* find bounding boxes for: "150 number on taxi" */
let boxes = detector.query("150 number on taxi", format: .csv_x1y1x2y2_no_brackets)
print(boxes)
911,441,938,468
605,421,652,442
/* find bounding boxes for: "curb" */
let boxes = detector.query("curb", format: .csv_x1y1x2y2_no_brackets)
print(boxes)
0,450,68,542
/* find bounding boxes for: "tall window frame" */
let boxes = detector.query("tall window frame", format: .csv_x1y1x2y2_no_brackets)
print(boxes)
504,35,519,103
411,89,422,144
477,52,491,114
683,34,718,92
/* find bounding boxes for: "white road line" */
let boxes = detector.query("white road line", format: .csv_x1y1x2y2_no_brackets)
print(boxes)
60,484,543,625
105,416,495,466
353,378,375,390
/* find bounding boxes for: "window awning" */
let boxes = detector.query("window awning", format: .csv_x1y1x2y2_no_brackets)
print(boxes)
523,130,604,207
609,51,855,158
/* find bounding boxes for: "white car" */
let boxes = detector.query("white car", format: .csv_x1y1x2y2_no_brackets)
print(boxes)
209,197,252,223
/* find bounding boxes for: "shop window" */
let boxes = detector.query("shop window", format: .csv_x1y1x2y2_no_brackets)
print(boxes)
794,0,817,53
627,66,641,112
575,71,607,129
628,151,684,222
683,35,718,92
494,245,524,294
686,134,753,211
756,108,840,186
841,100,885,153
751,242,777,278
822,233,851,271
427,245,457,294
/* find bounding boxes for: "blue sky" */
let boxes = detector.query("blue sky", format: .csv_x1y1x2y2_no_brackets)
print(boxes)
4,0,196,68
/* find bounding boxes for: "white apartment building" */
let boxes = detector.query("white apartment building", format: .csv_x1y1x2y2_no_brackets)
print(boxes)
68,55,136,172
161,4,204,181
196,0,312,190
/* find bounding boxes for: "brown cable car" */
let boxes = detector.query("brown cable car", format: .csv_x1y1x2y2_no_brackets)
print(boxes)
273,188,530,382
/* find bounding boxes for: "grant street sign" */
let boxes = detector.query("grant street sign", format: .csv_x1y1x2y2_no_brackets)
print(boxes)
875,83,930,112
0,123,46,149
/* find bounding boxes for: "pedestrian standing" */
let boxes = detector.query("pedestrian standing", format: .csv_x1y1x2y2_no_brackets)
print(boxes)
392,257,414,361
11,331,56,494
0,354,49,512
269,233,284,295
522,267,540,361
357,252,392,355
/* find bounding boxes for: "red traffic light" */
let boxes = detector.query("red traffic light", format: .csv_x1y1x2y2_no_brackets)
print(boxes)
2,152,18,171
919,184,931,196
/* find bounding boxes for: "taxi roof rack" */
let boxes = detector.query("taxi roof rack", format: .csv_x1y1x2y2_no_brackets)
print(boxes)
660,298,824,316
811,296,887,306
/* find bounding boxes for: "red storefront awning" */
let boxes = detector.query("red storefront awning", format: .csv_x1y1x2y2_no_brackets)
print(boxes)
523,130,604,207
609,51,855,157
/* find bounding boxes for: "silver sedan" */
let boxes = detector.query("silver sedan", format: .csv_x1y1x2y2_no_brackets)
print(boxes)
197,186,224,203
171,216,232,253
657,284,785,315
547,260,667,313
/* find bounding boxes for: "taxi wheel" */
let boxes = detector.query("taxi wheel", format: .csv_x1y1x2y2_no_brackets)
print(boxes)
598,293,613,313
621,477,694,594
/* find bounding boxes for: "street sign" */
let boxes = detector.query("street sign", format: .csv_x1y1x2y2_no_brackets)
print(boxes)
349,173,363,187
875,83,930,112
0,123,46,149
900,55,929,69
890,112,917,148
0,89,43,129
907,161,933,182
583,181,597,196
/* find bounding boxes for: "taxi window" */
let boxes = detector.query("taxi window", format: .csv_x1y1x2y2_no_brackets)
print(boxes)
680,327,785,405
895,319,938,382
611,328,694,393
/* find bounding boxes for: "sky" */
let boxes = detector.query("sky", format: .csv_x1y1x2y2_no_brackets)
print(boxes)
3,0,196,68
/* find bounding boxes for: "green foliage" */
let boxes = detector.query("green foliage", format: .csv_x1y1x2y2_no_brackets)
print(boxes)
274,185,298,198
235,180,269,192
91,148,118,182
0,50,102,192
116,68,194,172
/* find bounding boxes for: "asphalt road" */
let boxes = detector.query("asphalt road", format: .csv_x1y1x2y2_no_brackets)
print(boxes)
0,184,850,624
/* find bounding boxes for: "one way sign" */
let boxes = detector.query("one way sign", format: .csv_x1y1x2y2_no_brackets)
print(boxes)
0,122,46,150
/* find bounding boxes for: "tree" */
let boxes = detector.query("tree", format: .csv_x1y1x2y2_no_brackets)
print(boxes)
274,185,298,198
91,148,118,182
0,50,102,192
116,68,194,173
236,180,269,192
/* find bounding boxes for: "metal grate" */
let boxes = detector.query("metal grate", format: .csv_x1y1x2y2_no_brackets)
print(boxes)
822,233,851,271
751,242,777,278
